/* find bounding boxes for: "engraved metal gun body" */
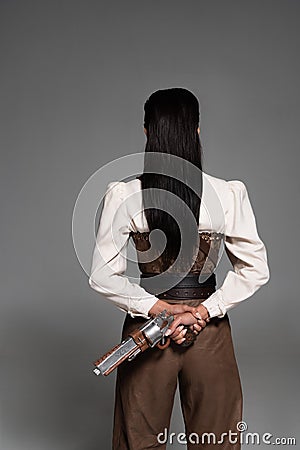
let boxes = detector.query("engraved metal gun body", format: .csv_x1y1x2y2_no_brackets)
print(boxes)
93,309,174,376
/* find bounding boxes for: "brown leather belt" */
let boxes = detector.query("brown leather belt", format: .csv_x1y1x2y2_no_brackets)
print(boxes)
140,272,216,300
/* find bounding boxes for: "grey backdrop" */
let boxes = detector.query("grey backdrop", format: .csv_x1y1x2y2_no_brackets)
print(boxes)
1,1,299,449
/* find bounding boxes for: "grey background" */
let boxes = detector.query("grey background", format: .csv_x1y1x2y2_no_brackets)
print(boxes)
0,1,299,449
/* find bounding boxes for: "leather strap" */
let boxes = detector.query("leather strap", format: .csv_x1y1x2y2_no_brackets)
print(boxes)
158,285,215,300
140,272,216,300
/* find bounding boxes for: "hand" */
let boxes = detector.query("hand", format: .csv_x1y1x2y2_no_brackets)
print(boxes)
188,304,210,337
167,312,207,342
148,299,201,319
165,306,210,344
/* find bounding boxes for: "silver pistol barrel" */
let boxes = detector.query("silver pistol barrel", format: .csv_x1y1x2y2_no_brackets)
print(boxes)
94,336,137,376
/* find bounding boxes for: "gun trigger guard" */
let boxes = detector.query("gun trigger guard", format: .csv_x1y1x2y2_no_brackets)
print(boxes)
156,336,171,350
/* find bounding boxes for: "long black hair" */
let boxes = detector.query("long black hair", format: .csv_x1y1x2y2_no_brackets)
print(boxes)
136,87,203,268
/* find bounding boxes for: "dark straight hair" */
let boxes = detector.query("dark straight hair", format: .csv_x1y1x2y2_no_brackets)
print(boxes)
136,87,203,267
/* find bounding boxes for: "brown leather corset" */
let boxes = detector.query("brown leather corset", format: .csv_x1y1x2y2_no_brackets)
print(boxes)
129,230,225,300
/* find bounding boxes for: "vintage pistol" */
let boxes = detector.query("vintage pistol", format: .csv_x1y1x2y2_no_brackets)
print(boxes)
92,309,174,376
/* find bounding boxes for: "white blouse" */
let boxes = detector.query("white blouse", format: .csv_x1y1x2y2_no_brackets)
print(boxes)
88,172,270,319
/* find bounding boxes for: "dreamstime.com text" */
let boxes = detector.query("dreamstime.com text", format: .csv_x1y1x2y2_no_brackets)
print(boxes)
157,421,296,446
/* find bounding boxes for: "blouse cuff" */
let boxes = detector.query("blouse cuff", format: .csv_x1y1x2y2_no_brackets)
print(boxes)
128,296,160,319
201,289,228,319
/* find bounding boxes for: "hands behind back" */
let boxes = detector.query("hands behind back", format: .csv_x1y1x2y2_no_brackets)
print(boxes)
148,300,210,345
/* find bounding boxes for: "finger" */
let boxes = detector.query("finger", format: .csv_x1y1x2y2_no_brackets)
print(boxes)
191,307,202,319
192,325,202,334
190,307,210,322
197,318,207,328
171,325,185,339
176,337,186,345
192,324,202,335
193,323,202,332
165,315,185,335
172,328,187,342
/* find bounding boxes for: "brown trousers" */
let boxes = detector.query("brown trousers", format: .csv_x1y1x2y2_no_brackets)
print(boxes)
112,299,243,450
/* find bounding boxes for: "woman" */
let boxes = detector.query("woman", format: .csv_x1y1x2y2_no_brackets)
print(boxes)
88,88,270,449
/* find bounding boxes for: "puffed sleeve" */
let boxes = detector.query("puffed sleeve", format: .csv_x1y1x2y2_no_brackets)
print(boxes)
88,181,159,319
201,179,270,318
